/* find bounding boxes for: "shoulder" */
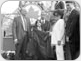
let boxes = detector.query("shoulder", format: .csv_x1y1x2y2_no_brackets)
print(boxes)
14,16,21,20
72,9,78,15
13,16,21,22
57,19,64,24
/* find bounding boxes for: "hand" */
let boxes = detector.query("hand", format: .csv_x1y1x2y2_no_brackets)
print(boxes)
14,39,18,44
58,41,61,46
66,36,69,42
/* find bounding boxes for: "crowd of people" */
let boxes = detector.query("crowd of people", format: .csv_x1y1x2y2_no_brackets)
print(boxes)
2,1,80,60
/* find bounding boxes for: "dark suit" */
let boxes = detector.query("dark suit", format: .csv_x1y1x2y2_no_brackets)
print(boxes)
40,21,55,59
66,9,80,60
41,21,51,32
12,16,31,59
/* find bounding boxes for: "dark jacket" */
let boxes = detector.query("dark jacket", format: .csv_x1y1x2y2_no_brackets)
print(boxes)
41,21,51,32
12,16,31,44
66,9,80,59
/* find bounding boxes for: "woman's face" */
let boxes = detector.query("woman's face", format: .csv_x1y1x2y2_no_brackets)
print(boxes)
37,21,41,27
54,15,60,21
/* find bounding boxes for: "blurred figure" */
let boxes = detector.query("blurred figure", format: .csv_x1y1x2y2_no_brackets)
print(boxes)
12,7,31,59
1,52,8,59
66,2,80,60
50,10,65,60
41,13,51,32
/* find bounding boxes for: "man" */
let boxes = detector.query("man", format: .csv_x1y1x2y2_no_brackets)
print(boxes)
12,8,31,60
50,10,65,60
66,2,80,60
40,16,53,59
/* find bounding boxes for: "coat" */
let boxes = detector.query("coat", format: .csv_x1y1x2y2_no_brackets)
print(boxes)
12,16,31,44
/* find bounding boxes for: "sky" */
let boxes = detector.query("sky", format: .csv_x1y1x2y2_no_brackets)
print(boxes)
1,1,19,14
1,1,52,14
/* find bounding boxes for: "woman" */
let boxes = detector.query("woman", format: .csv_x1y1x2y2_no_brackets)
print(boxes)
50,10,65,60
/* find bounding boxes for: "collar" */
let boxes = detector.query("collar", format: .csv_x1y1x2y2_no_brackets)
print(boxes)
70,8,75,14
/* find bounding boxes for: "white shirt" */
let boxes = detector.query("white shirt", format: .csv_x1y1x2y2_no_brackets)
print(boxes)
51,19,65,45
21,15,27,31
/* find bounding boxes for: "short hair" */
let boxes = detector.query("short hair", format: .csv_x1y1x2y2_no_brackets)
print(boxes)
66,1,75,7
66,1,73,3
53,9,64,19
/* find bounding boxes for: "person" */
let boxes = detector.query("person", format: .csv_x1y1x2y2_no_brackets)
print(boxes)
41,16,51,32
29,16,52,59
12,8,31,60
36,20,42,31
63,2,72,60
50,9,65,60
66,2,80,60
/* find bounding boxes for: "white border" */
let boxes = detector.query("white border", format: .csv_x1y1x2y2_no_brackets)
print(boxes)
0,0,81,61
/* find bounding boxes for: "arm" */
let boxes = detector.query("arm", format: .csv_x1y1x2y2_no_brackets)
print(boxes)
58,19,65,45
59,19,65,40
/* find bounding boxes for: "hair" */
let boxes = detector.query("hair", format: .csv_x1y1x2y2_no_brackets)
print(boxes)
35,20,41,27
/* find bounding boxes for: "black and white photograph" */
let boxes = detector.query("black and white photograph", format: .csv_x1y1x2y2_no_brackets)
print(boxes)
0,0,80,60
